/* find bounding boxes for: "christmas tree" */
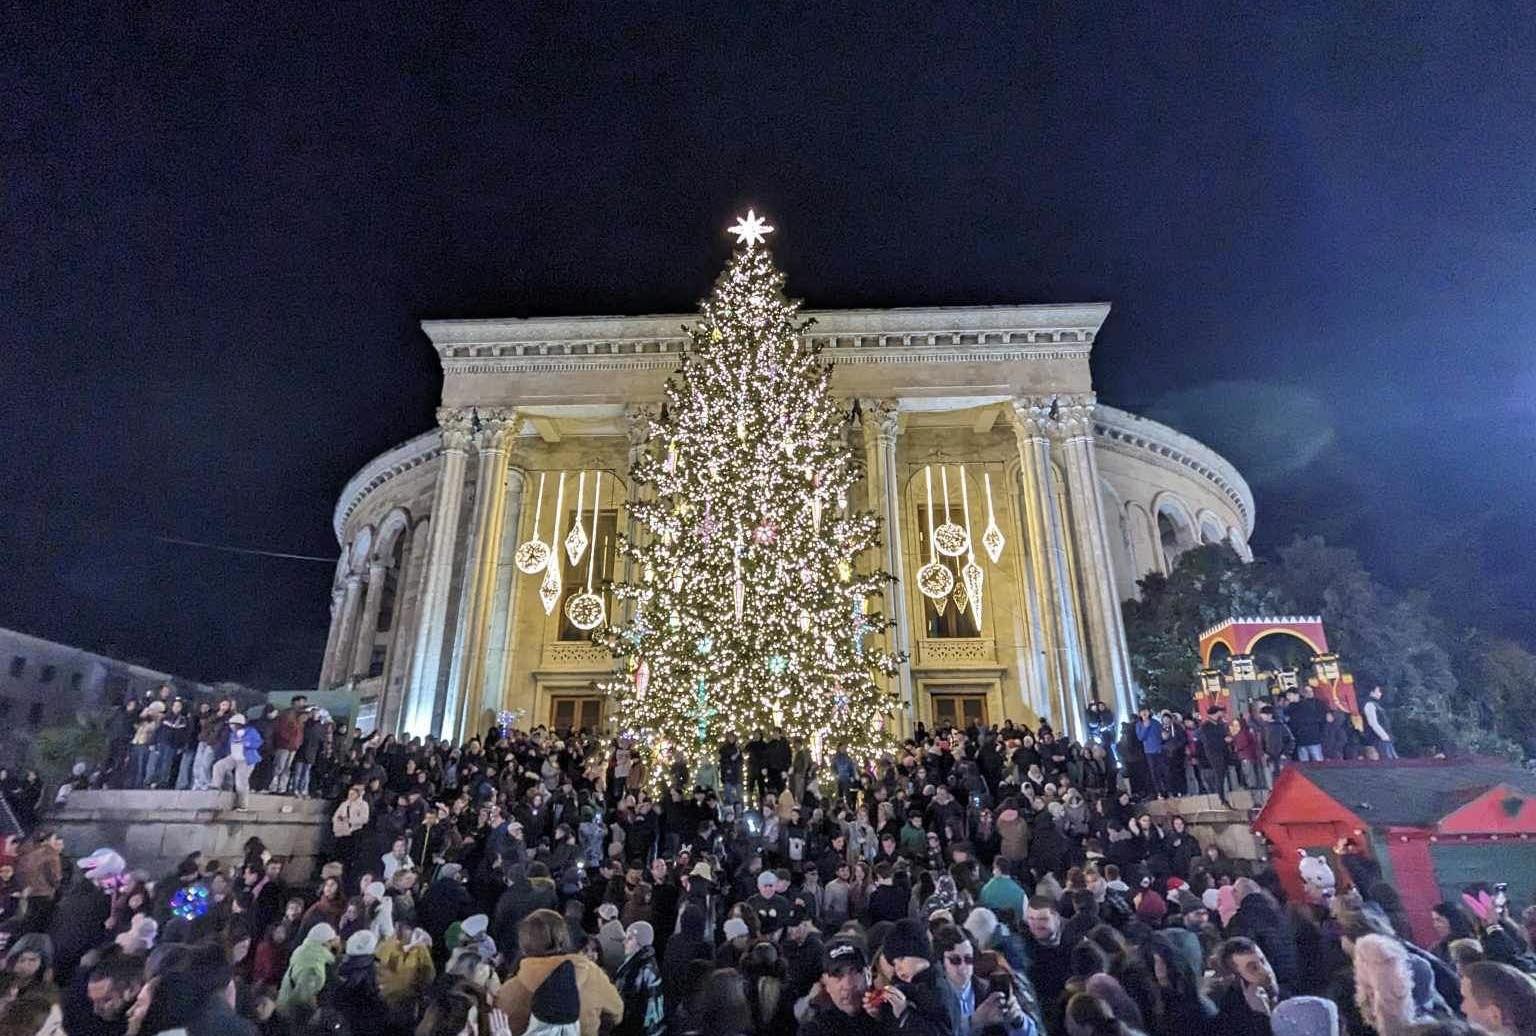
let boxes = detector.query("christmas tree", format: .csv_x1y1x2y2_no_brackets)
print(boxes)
597,212,904,777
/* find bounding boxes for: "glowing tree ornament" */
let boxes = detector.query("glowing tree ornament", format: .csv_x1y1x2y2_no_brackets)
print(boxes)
980,471,1006,564
514,472,552,574
538,473,566,615
564,472,607,630
958,466,985,624
933,466,969,557
564,470,589,566
594,211,903,776
916,466,955,600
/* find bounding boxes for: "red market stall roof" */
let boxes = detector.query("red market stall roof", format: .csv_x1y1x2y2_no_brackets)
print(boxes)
1200,616,1328,666
1254,759,1536,945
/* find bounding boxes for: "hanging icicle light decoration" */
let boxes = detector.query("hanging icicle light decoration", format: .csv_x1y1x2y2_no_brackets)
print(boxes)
538,472,566,615
514,472,552,573
981,471,1006,564
933,466,970,557
564,472,607,630
564,470,589,566
959,466,985,624
916,465,955,600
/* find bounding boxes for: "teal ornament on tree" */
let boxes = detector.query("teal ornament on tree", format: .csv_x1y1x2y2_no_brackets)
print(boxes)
767,655,787,675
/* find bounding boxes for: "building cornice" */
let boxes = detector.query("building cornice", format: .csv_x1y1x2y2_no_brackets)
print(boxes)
332,430,441,542
423,303,1110,375
1094,405,1255,536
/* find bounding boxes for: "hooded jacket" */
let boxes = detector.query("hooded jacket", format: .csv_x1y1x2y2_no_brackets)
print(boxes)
277,938,334,1015
494,952,623,1036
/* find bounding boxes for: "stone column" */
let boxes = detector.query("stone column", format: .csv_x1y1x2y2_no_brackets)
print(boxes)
350,560,388,681
401,408,475,738
1055,395,1138,723
482,467,526,725
860,400,914,731
317,584,346,689
382,519,432,735
333,574,364,686
1009,399,1084,737
445,409,521,744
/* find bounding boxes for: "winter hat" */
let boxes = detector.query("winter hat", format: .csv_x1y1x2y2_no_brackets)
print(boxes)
1085,974,1145,1030
597,903,620,922
626,921,654,948
228,712,246,725
532,960,581,1025
882,919,932,963
689,861,714,882
80,848,126,882
1135,890,1168,923
436,863,464,883
364,882,386,901
757,870,778,891
723,918,750,940
346,930,378,957
1272,996,1340,1036
964,907,1000,949
4,933,53,973
1171,889,1203,915
1202,888,1221,912
306,923,338,945
461,914,489,939
406,928,433,950
115,915,158,954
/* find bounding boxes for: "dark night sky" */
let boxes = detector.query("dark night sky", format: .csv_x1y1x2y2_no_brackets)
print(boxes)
4,5,1534,688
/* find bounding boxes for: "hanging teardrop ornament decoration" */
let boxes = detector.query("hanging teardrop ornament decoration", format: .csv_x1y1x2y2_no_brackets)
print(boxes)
537,473,566,614
933,466,970,557
916,465,955,600
564,471,606,630
515,472,552,574
981,472,1006,564
952,577,969,614
564,470,589,566
959,466,985,624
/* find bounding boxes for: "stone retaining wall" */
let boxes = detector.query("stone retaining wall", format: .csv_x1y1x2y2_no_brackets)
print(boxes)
48,791,333,881
1146,789,1268,862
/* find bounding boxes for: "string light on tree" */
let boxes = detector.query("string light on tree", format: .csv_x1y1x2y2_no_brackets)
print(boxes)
595,210,904,777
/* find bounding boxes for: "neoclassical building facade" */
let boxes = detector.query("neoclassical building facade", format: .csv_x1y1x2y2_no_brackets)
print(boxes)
320,304,1253,745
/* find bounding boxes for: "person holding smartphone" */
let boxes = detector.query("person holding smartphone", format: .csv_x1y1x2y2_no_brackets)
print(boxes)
934,925,1034,1036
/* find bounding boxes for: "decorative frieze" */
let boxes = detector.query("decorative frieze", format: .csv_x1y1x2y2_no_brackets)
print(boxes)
916,638,998,668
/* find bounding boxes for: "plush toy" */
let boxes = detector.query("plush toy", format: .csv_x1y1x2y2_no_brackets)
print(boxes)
1298,849,1337,904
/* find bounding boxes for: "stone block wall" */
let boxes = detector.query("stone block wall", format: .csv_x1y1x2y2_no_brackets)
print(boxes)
1146,790,1269,862
48,791,333,881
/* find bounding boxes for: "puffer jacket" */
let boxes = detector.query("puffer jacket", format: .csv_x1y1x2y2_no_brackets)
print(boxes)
277,939,334,1015
613,945,665,1036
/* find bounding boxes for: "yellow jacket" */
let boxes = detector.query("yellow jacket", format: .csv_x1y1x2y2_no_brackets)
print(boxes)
376,938,435,1008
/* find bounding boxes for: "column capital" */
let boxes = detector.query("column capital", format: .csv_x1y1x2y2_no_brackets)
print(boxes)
344,573,363,590
1011,393,1097,442
858,399,902,446
472,408,522,452
437,408,476,452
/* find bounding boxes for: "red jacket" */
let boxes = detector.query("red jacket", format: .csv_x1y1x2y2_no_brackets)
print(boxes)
273,710,305,751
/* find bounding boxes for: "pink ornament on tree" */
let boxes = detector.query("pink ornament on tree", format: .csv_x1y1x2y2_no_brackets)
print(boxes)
634,659,650,695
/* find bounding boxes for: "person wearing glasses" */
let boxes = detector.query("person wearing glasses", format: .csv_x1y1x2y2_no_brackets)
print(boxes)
934,925,1035,1036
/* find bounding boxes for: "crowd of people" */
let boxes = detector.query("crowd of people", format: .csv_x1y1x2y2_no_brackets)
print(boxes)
0,683,1527,1036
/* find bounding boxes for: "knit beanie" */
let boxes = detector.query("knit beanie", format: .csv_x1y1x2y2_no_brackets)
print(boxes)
882,918,932,963
532,960,581,1025
626,921,654,948
1272,996,1340,1036
346,930,379,957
